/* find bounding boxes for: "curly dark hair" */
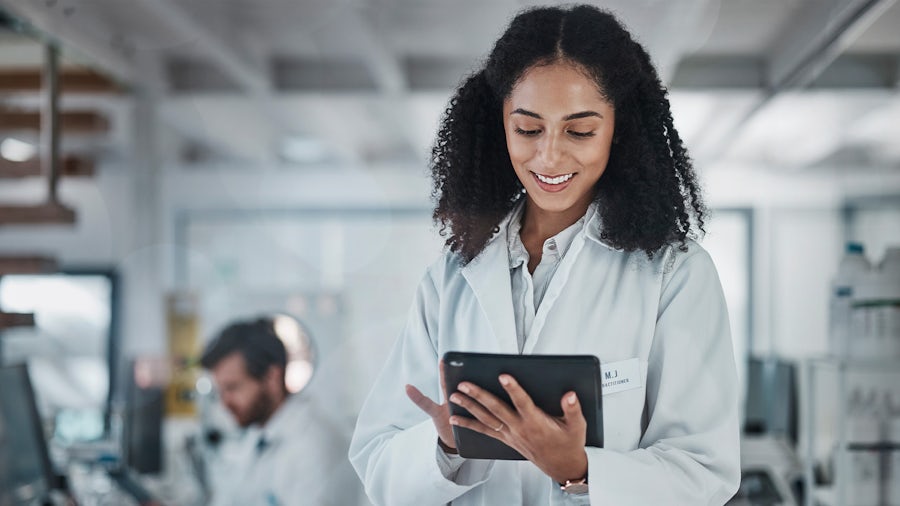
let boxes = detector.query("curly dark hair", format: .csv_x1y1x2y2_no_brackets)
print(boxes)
430,4,706,263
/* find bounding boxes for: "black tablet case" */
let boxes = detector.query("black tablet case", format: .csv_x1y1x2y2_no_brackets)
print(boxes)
442,351,604,460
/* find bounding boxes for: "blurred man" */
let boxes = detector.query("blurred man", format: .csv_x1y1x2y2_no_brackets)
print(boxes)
200,317,361,506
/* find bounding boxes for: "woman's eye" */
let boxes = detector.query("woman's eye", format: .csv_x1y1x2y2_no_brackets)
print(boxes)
568,130,596,138
514,127,541,136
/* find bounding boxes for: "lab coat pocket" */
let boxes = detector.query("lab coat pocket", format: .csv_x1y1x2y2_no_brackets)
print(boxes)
599,359,647,451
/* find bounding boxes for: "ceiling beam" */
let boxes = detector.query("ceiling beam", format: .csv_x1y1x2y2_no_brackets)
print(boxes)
639,0,721,84
341,7,423,161
344,9,407,96
671,53,899,89
133,0,329,165
134,0,268,94
692,0,897,164
767,0,897,89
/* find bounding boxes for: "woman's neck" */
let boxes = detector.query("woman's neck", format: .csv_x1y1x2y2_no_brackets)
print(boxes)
518,198,590,274
520,200,589,245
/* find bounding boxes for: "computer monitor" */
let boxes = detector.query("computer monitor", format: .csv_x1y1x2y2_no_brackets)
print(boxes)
0,363,56,505
0,269,119,442
744,356,798,445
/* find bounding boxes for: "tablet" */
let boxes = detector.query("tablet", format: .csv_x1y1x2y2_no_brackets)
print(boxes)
442,351,603,460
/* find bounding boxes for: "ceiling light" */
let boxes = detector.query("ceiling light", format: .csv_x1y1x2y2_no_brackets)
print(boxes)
0,138,37,162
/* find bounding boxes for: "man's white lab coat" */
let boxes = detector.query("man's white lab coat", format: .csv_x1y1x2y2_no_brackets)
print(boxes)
210,393,362,506
349,207,741,505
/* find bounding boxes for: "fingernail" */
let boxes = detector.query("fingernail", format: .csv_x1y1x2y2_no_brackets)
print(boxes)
499,375,510,386
568,393,577,405
449,394,461,404
449,417,459,425
458,383,470,394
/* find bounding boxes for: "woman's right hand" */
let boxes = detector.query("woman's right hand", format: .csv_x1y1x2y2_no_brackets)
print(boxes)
405,361,457,452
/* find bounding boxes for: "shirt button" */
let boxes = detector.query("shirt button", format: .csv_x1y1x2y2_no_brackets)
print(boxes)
547,241,557,251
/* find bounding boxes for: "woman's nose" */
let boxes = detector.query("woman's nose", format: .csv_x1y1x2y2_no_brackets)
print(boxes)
538,133,565,167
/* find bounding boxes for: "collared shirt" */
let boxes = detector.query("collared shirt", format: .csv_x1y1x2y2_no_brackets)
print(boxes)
506,201,588,353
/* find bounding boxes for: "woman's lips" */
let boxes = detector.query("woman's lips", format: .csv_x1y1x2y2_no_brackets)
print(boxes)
531,171,575,193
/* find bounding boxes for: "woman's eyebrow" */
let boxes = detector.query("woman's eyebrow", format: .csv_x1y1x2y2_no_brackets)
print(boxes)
510,108,542,119
564,111,603,120
510,108,603,120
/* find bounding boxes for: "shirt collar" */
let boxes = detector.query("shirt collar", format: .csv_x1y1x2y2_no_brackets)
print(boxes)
504,200,611,269
506,201,528,268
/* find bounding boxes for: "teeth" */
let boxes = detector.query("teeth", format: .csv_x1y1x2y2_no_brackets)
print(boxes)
535,173,574,185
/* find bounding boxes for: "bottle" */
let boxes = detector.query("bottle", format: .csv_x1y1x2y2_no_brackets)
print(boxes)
852,246,900,359
830,242,870,358
877,247,900,355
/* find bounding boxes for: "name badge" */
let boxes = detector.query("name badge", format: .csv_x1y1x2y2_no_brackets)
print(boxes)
600,358,642,395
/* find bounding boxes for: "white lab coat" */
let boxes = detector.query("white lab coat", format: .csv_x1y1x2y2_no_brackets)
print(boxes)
350,206,741,506
210,393,362,506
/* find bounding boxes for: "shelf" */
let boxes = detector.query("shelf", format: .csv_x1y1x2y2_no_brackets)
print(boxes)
0,255,58,275
846,442,900,452
803,355,900,506
0,312,35,329
0,202,76,225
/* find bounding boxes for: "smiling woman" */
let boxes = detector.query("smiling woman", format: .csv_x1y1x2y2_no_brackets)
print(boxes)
349,5,740,506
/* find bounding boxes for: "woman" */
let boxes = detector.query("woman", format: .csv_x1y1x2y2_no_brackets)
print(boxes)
349,5,740,505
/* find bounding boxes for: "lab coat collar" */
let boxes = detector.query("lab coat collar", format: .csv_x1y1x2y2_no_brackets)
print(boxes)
582,201,617,250
461,223,519,353
255,393,302,448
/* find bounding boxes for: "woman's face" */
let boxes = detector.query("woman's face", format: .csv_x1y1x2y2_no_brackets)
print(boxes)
503,62,615,222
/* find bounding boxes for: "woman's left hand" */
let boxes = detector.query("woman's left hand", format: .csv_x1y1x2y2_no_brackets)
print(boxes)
448,374,588,484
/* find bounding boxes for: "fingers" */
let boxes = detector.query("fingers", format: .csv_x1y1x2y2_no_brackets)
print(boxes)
498,374,537,415
449,413,506,441
561,391,586,428
406,384,442,418
448,391,505,433
455,381,517,424
439,359,448,400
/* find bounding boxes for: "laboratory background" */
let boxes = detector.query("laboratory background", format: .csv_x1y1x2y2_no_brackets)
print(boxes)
0,0,898,505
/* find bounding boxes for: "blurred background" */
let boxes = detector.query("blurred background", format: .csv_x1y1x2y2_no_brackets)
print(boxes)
0,0,898,505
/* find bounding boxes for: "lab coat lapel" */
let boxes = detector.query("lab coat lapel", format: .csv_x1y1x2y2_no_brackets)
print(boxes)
461,236,519,353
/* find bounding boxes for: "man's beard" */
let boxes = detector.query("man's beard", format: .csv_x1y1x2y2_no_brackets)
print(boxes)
237,389,277,427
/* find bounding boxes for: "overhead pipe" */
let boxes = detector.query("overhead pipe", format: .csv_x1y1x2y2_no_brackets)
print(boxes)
695,0,897,164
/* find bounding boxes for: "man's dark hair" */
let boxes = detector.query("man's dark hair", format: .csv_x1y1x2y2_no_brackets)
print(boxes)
200,317,287,384
431,4,706,263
